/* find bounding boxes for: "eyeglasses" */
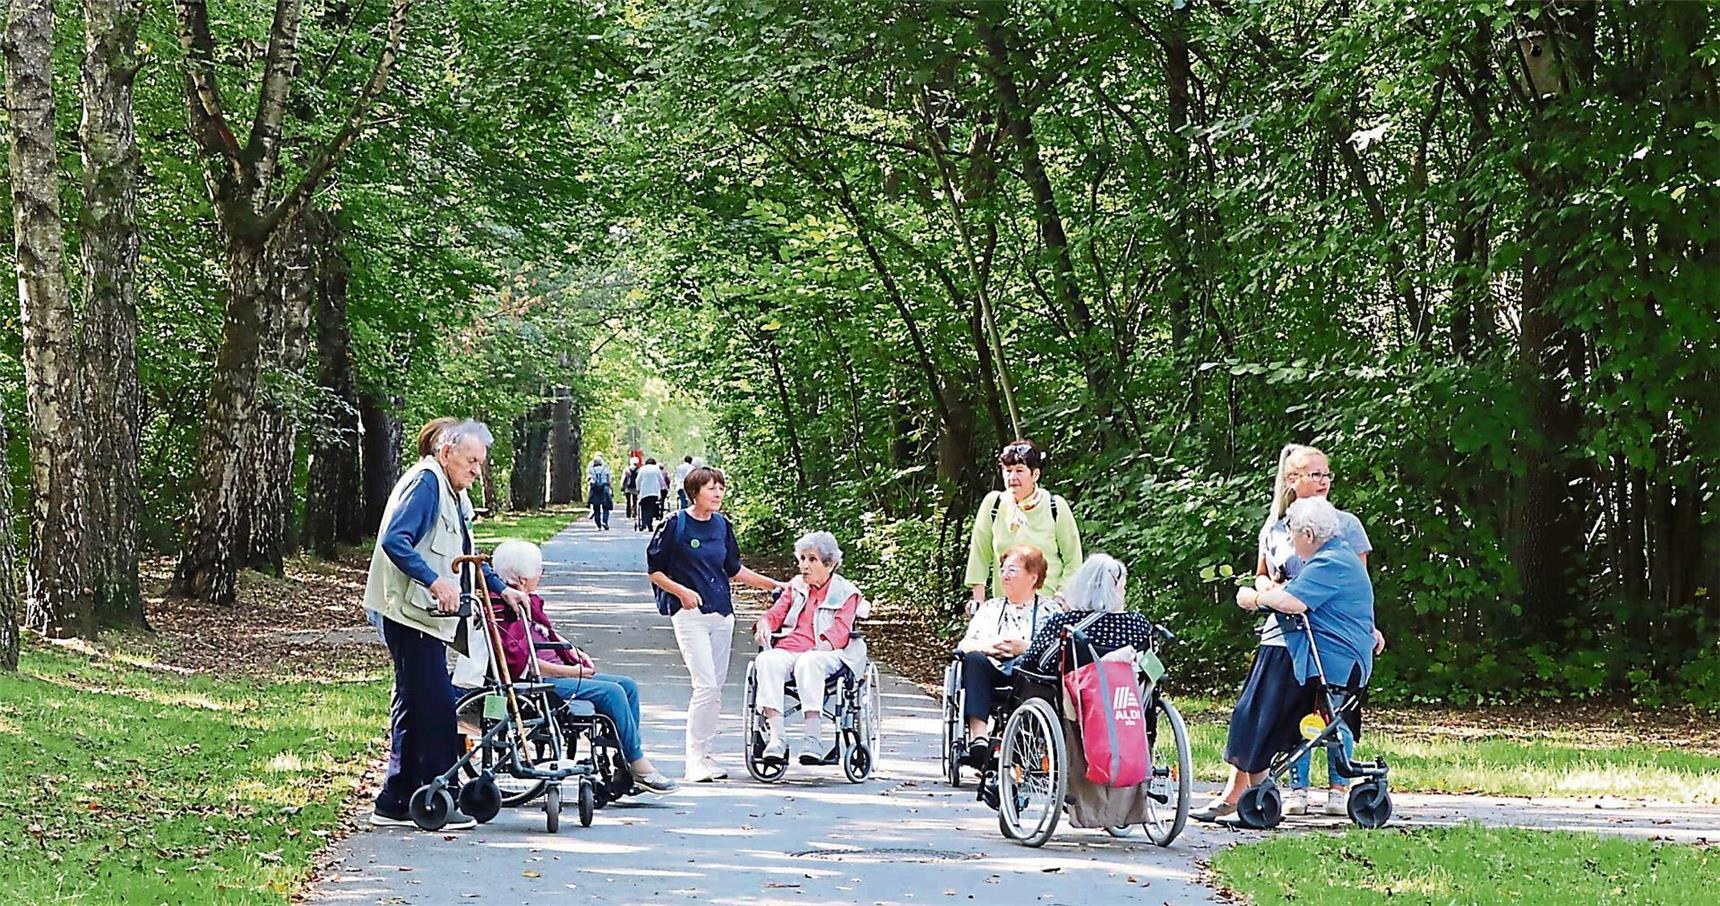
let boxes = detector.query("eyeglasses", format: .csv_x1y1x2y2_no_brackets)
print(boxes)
1298,471,1335,482
1002,443,1033,457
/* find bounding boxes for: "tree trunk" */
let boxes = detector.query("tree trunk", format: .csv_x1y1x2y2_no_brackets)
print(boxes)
975,10,1124,440
548,386,577,504
77,0,145,628
763,338,809,495
238,220,316,572
303,212,364,556
6,0,93,637
359,393,405,533
510,403,551,511
0,408,17,669
172,239,271,604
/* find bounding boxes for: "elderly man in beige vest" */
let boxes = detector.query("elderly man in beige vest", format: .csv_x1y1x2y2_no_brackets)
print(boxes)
363,419,528,829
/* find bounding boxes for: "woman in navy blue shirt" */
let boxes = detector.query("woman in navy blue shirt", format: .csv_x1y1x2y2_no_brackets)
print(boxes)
648,466,783,782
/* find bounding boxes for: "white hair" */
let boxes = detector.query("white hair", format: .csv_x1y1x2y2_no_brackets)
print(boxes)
438,419,494,453
491,539,543,584
793,531,843,569
1286,497,1343,546
1061,554,1128,614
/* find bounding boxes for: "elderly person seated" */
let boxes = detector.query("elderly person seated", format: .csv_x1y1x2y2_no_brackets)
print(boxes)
1021,553,1156,674
489,540,679,795
955,544,1061,767
1191,496,1376,822
751,531,868,766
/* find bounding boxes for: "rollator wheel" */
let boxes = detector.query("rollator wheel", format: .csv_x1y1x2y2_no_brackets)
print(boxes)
458,774,503,824
1236,782,1283,830
408,785,453,832
545,783,562,833
577,779,596,827
1104,825,1135,838
1347,780,1393,828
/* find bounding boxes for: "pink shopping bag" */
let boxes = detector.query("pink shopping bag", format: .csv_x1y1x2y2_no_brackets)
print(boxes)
1062,658,1150,787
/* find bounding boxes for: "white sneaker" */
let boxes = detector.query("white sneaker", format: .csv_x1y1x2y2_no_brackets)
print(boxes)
701,756,729,780
1324,788,1349,816
683,762,716,783
762,737,788,765
1284,788,1308,816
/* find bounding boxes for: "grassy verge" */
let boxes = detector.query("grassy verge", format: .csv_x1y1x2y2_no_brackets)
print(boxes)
0,644,387,904
1211,824,1717,904
1168,697,1720,802
472,504,585,547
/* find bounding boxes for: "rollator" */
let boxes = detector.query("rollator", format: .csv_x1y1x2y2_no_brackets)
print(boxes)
1232,606,1393,830
410,555,594,832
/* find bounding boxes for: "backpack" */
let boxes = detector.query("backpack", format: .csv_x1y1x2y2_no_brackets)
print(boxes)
652,511,726,616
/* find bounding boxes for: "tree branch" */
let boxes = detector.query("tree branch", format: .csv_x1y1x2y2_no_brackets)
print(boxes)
173,0,243,164
262,0,411,234
249,0,305,202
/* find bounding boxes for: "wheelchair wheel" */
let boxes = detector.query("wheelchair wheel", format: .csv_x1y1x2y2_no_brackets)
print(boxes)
545,783,561,834
742,664,786,783
863,665,882,765
577,779,596,827
458,774,503,825
1347,779,1393,828
1144,698,1193,847
841,730,871,783
1104,825,1134,838
1236,781,1283,830
940,661,963,787
455,688,553,806
996,698,1067,848
409,783,453,832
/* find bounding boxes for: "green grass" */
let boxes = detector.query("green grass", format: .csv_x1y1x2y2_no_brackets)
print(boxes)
471,506,582,547
0,645,387,904
1211,824,1717,905
1171,697,1720,802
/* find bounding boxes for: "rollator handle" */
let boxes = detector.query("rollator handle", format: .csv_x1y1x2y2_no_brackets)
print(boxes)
534,640,574,651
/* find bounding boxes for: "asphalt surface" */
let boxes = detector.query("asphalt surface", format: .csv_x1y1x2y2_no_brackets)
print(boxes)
304,520,1228,906
304,519,1720,905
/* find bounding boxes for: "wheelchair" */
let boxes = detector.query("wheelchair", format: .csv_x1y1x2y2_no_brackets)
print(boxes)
974,616,1193,848
1231,608,1392,830
742,651,881,784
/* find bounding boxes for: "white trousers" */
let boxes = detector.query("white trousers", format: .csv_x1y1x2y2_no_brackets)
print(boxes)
671,609,734,763
753,648,848,721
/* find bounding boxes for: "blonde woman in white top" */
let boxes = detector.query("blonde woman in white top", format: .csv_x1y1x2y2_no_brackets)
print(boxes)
954,545,1060,767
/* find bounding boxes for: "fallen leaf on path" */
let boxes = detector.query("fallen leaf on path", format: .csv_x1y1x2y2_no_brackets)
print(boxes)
523,870,541,878
764,882,801,889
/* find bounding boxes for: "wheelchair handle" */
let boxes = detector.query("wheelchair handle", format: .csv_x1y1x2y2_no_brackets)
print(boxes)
533,640,574,651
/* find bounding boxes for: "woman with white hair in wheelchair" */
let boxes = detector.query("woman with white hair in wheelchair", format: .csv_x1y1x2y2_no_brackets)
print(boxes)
489,540,680,795
751,531,868,766
1021,553,1157,674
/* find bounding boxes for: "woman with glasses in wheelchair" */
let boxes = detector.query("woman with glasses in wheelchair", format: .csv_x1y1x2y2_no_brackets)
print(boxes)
750,531,868,766
954,544,1060,768
490,540,680,795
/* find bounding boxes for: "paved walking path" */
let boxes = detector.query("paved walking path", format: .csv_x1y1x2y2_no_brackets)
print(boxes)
304,521,1720,905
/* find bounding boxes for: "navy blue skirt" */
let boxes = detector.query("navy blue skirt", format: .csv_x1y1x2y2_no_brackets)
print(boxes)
1224,646,1314,773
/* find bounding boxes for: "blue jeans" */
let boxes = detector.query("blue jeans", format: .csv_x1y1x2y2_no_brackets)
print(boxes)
551,673,644,763
1291,691,1355,790
376,619,462,813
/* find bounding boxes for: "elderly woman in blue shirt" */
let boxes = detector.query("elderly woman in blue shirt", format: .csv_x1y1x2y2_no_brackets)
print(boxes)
1192,496,1375,821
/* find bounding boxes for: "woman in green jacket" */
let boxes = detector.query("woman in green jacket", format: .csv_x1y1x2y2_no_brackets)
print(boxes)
964,439,1083,611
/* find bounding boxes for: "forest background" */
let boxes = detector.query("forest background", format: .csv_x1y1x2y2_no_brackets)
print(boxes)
0,0,1714,709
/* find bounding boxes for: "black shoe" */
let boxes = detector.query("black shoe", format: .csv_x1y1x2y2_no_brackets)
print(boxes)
959,739,991,769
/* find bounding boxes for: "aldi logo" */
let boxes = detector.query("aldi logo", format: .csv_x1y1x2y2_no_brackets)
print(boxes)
1111,686,1142,724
